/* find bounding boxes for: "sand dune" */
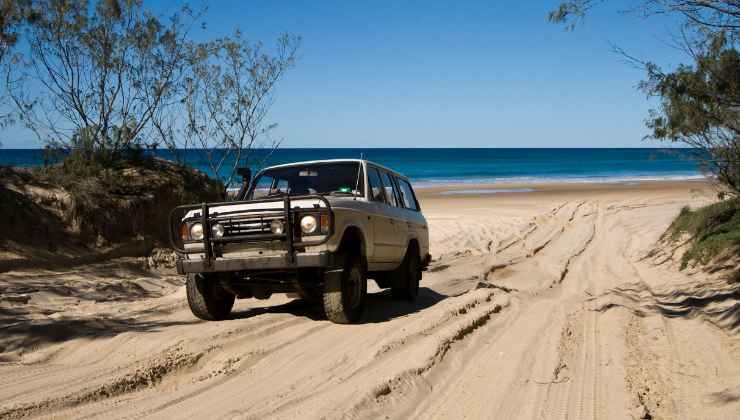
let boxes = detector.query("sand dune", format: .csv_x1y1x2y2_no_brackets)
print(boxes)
1,180,738,419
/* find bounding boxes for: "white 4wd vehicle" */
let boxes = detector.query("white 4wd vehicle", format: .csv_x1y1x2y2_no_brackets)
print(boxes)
170,159,430,324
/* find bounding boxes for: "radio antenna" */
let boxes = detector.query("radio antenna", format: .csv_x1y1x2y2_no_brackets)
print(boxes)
353,153,364,199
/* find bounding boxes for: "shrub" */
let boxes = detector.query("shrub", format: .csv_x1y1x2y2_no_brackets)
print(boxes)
666,198,740,269
26,152,225,247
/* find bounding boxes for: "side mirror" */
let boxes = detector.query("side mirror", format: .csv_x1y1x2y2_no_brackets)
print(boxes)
236,167,252,201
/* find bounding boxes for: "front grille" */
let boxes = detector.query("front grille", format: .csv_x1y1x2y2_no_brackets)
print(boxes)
217,213,285,237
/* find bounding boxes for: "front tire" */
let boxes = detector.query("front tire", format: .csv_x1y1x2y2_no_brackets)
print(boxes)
323,255,367,324
186,273,235,321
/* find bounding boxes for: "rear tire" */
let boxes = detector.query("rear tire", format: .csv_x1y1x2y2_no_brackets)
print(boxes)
186,273,235,321
392,250,421,301
323,255,367,324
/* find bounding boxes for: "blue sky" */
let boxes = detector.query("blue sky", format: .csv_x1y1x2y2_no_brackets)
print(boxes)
1,0,688,148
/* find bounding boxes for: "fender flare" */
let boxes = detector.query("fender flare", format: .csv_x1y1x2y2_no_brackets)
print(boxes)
335,223,369,258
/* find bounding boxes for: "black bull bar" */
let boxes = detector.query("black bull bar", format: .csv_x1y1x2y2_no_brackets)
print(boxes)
169,195,334,269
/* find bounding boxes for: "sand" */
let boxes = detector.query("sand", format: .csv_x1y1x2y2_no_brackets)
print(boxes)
1,179,738,419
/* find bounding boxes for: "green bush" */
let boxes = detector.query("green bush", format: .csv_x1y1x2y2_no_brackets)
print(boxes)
666,198,740,269
29,150,225,246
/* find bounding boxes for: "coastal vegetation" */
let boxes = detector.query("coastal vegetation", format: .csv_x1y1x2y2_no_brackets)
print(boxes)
552,0,740,268
666,197,740,269
0,160,222,266
0,0,28,135
0,0,297,177
0,0,298,256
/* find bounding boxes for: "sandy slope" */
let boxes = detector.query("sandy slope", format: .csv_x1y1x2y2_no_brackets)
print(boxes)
1,181,738,419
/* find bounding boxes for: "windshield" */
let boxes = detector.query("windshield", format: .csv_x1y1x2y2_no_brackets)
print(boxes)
248,162,365,199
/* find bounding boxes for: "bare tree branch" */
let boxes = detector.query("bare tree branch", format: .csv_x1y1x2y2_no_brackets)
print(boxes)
184,31,299,188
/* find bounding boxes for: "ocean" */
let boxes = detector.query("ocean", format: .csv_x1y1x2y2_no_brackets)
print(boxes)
0,148,705,187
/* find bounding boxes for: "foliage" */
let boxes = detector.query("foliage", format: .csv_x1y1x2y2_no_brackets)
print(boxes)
3,0,299,188
550,1,740,34
550,1,740,195
666,198,740,268
0,0,34,63
30,155,224,245
7,0,197,158
644,35,740,193
0,0,34,135
180,31,299,187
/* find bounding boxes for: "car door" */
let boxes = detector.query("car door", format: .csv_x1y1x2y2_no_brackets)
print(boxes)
378,169,408,262
366,167,397,262
394,176,428,257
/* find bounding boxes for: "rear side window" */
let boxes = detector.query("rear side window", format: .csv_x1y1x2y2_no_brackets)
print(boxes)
379,171,400,207
367,168,386,203
396,178,419,211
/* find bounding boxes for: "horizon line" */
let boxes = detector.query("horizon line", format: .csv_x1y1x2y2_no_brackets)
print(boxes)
0,146,698,151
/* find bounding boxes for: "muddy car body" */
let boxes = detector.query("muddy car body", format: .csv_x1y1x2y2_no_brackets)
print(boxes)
170,159,430,323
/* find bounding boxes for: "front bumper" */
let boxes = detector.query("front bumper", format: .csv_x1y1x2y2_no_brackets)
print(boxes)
176,251,333,274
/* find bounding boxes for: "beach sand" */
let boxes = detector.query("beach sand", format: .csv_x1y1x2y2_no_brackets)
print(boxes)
1,179,738,419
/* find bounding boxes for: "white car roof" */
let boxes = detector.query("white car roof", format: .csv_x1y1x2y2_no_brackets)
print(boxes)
259,159,409,181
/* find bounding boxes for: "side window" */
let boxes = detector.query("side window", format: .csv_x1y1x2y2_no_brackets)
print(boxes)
396,178,419,211
379,171,400,207
251,175,275,199
367,168,386,203
275,179,289,194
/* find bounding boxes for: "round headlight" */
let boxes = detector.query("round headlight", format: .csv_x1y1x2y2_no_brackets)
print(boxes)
211,223,225,238
300,215,318,234
190,223,204,240
270,219,284,234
